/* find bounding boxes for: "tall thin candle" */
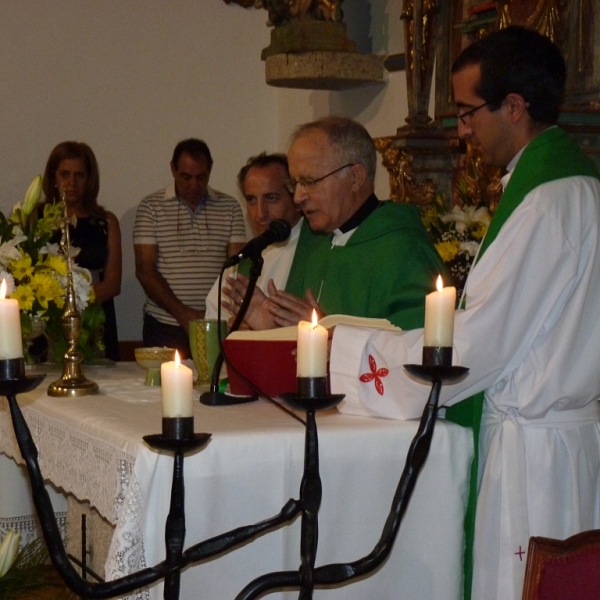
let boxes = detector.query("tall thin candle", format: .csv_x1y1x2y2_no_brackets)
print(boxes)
0,279,23,359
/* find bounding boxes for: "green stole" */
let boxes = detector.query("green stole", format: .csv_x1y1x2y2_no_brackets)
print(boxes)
444,127,600,600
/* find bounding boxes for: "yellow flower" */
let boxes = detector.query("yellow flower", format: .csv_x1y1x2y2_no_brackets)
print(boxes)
12,283,35,311
435,240,461,263
10,253,34,280
421,206,438,229
43,254,68,276
36,203,63,235
30,273,64,310
472,222,488,240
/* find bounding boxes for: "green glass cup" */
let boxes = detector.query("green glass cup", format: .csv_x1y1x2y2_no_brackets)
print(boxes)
189,319,228,386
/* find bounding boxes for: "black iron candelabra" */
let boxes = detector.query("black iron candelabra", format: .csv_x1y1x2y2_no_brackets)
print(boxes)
2,356,467,599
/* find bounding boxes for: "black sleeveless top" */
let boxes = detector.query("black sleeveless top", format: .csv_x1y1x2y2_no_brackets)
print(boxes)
50,215,119,360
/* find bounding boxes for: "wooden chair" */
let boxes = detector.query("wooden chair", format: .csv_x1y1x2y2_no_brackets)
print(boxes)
522,529,600,600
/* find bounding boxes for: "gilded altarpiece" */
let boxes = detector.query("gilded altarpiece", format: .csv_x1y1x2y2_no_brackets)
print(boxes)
379,0,600,210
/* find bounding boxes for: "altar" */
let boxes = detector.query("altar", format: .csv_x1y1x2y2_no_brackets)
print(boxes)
0,363,473,599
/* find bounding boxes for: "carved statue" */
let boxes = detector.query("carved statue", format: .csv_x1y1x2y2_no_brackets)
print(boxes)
400,0,438,128
497,0,594,78
497,0,565,47
224,0,343,25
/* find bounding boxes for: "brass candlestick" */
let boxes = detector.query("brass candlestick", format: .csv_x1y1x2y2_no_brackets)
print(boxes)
47,190,98,397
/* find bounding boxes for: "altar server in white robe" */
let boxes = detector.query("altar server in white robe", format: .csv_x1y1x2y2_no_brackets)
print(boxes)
330,26,600,600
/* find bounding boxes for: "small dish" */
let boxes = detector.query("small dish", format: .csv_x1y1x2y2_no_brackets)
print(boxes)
135,347,176,386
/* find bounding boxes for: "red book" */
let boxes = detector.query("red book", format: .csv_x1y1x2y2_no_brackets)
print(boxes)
223,339,297,397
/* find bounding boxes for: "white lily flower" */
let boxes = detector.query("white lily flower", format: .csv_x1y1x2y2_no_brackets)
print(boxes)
22,175,43,216
44,242,81,259
460,240,480,257
441,205,491,234
11,224,24,237
0,235,27,262
0,530,21,578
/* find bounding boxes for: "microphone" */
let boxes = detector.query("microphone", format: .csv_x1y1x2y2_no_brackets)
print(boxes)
224,219,291,267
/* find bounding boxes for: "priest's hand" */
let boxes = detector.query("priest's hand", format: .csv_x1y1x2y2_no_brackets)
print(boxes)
267,281,324,327
221,273,278,330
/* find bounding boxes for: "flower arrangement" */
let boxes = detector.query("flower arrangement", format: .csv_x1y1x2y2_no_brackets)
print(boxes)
0,176,105,363
422,178,492,296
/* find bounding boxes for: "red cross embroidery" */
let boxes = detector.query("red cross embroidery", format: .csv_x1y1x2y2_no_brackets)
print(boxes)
359,355,389,396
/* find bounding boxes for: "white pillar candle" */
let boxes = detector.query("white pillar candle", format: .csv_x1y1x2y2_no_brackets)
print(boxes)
297,309,328,378
0,279,23,359
161,351,194,418
423,276,456,347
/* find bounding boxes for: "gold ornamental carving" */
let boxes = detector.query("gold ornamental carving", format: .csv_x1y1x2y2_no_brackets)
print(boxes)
457,142,503,214
375,137,437,206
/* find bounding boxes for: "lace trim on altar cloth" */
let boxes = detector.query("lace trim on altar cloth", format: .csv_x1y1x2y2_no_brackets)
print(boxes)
0,398,152,599
0,398,150,600
0,512,67,549
0,397,138,525
106,459,149,600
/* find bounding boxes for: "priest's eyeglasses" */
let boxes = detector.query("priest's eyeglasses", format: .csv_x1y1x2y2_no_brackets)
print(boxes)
457,101,490,124
285,163,355,194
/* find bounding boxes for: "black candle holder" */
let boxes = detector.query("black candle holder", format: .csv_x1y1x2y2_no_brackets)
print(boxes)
422,346,453,367
295,376,328,400
142,429,211,600
160,417,195,441
277,391,345,598
405,363,469,384
0,357,26,380
2,356,469,600
234,366,468,599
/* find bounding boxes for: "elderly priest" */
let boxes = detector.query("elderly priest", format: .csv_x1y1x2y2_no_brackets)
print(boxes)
224,116,447,330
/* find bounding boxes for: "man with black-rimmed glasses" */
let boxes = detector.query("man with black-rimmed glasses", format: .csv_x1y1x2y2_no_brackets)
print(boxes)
330,27,600,600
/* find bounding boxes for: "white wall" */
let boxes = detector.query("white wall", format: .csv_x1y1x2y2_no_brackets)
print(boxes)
276,0,408,199
0,0,412,342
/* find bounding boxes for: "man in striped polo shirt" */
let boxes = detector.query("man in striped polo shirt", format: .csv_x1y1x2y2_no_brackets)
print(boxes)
134,138,246,357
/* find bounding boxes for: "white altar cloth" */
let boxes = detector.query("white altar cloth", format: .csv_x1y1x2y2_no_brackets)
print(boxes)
0,363,473,600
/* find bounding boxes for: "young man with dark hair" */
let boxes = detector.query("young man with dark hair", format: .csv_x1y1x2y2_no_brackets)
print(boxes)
331,27,600,600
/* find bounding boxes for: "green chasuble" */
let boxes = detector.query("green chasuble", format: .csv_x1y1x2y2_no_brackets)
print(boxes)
445,127,600,600
285,201,448,330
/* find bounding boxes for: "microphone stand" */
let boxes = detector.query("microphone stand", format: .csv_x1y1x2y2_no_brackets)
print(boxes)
200,255,263,406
